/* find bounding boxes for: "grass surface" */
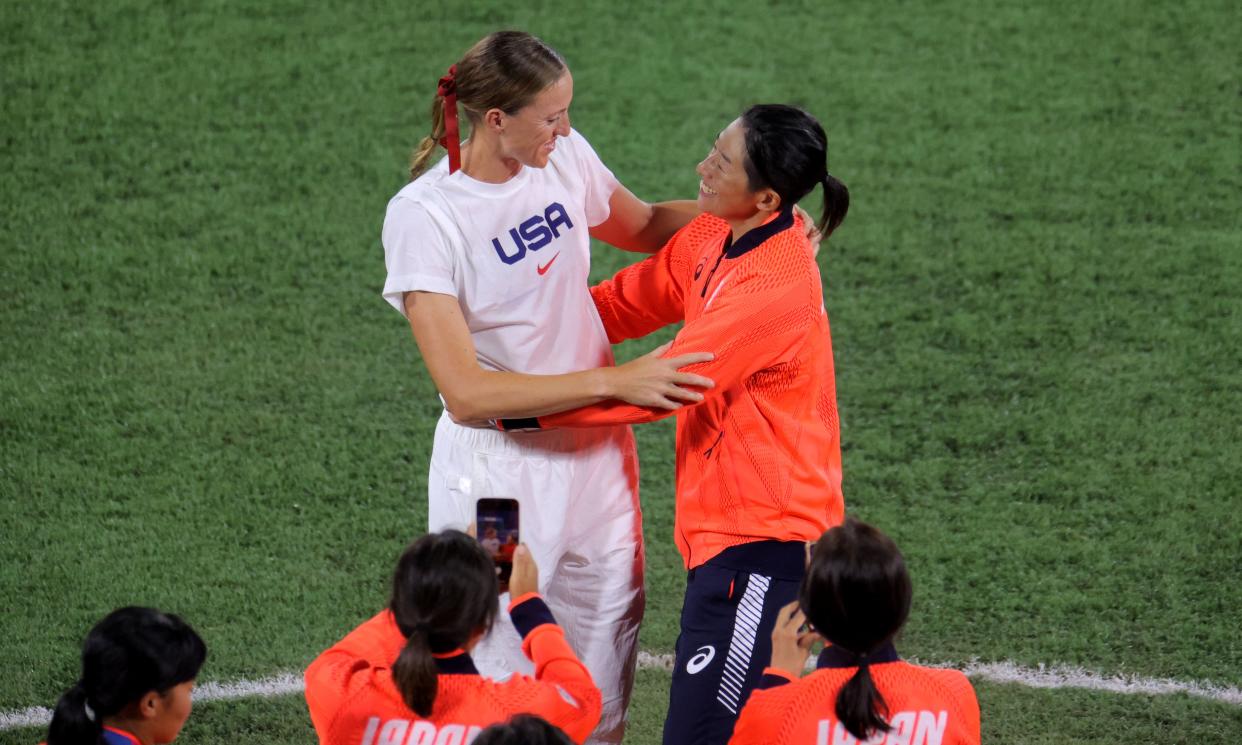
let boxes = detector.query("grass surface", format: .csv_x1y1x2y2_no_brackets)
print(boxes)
2,0,1240,742
4,673,1242,745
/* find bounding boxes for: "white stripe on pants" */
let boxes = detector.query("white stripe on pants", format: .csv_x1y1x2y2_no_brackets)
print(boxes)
427,412,645,745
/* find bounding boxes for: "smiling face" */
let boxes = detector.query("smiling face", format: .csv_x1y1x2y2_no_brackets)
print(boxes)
495,72,573,168
696,118,776,222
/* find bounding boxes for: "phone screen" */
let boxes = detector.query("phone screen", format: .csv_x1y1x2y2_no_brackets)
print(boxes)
476,498,520,593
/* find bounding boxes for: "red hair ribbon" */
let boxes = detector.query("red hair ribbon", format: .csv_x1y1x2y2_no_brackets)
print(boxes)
437,64,461,174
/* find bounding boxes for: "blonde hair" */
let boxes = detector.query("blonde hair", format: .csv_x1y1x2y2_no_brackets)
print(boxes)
410,31,567,179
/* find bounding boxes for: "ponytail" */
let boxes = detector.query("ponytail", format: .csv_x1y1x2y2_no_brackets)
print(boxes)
801,519,913,743
834,656,891,741
739,105,850,239
819,173,850,237
409,88,450,180
388,531,499,718
391,625,438,716
47,683,103,745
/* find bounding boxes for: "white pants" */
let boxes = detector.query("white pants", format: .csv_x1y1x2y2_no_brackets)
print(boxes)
428,412,645,745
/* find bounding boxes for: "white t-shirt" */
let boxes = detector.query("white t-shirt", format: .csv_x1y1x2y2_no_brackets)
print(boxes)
382,128,621,376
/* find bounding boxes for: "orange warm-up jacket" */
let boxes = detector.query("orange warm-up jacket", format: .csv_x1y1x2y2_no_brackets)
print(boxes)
729,645,981,745
500,208,844,569
304,594,601,745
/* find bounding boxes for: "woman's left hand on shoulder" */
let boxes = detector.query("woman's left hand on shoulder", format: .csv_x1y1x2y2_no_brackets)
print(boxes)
793,205,822,257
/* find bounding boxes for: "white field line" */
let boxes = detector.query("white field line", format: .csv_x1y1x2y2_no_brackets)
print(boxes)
0,674,305,731
3,654,1239,731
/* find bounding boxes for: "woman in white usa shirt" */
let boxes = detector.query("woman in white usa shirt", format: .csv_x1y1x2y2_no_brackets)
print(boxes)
381,30,714,745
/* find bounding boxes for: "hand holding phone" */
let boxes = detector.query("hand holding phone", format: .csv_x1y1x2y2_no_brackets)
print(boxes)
508,545,539,598
476,498,520,593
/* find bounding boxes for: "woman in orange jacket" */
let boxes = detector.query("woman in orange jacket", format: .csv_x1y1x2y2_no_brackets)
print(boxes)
729,519,980,745
304,530,602,745
497,104,849,744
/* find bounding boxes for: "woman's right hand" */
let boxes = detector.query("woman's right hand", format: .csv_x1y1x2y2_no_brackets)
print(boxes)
608,342,715,410
769,601,819,677
508,545,540,598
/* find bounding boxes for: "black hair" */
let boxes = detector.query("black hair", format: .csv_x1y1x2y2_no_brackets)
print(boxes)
473,714,575,745
740,104,850,236
47,607,207,745
799,518,912,741
389,529,500,716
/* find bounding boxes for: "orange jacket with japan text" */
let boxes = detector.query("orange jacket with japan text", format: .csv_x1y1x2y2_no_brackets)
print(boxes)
304,594,601,745
729,645,981,745
501,209,843,569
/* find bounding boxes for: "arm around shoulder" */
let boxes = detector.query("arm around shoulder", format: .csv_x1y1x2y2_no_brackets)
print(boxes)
589,184,698,254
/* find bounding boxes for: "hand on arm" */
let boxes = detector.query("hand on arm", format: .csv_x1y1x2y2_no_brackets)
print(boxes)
589,184,699,254
609,341,713,410
404,291,709,421
540,269,814,428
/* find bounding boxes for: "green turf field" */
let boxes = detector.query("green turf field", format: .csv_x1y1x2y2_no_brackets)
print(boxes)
2,0,1240,742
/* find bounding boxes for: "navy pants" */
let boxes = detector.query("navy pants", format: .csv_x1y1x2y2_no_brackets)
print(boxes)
662,541,807,745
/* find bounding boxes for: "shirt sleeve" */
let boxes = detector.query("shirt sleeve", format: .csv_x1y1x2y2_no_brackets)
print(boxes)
728,688,788,745
381,195,458,317
535,251,819,429
756,667,796,690
303,611,406,741
589,225,693,344
566,129,620,228
506,594,603,744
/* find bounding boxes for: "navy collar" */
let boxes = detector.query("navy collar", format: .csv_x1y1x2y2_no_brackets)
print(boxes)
433,652,480,675
817,641,900,669
723,206,795,259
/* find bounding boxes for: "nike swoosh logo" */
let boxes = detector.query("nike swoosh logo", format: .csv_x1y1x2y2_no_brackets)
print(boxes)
537,252,561,276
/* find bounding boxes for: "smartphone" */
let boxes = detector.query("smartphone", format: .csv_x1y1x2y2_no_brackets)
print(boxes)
476,498,520,593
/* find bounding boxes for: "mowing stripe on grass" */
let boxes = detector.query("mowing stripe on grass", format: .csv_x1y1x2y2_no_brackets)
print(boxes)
3,655,1240,731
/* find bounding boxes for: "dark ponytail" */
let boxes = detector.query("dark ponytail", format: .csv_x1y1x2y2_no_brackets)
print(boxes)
740,104,850,236
48,683,98,745
389,530,499,716
835,657,887,740
800,519,911,742
820,174,850,238
391,624,439,717
47,607,206,745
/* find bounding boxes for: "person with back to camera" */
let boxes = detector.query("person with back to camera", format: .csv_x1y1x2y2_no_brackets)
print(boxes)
382,30,720,743
728,519,981,745
43,607,207,745
473,714,575,745
304,530,603,745
492,104,849,744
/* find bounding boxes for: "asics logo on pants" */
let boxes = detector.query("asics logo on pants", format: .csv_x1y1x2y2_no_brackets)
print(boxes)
687,645,716,675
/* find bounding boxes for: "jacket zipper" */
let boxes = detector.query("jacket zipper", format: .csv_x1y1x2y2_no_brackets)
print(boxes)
699,242,729,299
